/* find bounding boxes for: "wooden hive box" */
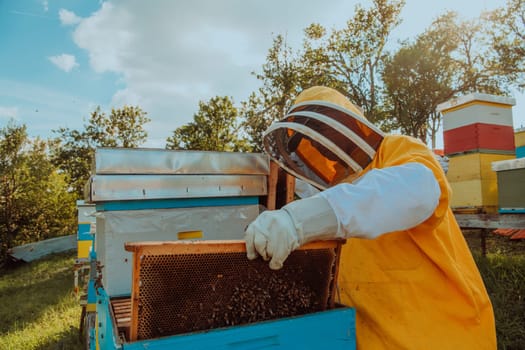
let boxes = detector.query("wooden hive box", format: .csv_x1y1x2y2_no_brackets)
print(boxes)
446,153,514,213
492,158,525,213
515,128,525,158
437,93,516,156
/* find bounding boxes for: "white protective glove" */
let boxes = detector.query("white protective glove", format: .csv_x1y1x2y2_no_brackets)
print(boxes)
245,194,339,270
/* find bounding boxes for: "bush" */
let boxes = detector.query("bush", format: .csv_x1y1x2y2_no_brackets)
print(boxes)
475,253,525,350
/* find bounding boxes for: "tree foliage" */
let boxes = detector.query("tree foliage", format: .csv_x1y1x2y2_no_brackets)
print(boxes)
381,6,524,147
241,0,523,152
166,96,250,151
242,0,405,152
485,0,525,90
383,43,452,146
382,19,458,147
313,0,405,125
240,35,303,151
0,120,75,263
51,105,150,197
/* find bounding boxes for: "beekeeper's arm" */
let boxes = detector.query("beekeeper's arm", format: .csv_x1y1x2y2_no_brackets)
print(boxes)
245,162,440,270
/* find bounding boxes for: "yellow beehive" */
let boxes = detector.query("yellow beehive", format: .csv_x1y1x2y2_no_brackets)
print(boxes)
447,153,515,213
515,128,525,147
516,129,525,158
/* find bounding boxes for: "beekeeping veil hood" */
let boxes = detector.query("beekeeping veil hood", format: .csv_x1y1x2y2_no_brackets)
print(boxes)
263,86,385,190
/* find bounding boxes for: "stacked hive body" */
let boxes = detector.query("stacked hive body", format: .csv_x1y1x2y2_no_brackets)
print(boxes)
76,200,96,261
85,148,269,297
74,200,96,298
492,158,525,213
516,128,525,158
437,93,516,213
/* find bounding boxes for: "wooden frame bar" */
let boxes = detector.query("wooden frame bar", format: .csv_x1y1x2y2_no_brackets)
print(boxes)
125,239,341,256
265,160,296,210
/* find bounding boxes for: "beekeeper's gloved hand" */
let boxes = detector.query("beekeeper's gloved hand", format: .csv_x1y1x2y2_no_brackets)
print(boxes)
245,195,339,270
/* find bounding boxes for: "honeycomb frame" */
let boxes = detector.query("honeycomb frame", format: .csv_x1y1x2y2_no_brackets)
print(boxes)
125,240,343,341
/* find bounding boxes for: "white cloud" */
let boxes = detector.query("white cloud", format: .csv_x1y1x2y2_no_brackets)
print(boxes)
42,0,48,12
0,106,19,120
59,9,82,26
48,54,79,72
65,0,518,146
69,0,355,143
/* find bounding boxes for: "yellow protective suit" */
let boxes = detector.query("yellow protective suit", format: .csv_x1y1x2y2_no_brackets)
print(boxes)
338,134,497,349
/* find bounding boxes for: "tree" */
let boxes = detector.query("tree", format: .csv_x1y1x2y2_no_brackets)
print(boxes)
0,120,76,263
485,0,525,90
239,92,266,152
425,12,509,95
241,35,303,151
382,5,525,148
52,105,150,197
382,27,456,147
321,0,405,125
298,23,340,90
166,96,250,151
243,0,405,151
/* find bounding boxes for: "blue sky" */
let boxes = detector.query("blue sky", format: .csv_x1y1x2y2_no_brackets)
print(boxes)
0,0,523,149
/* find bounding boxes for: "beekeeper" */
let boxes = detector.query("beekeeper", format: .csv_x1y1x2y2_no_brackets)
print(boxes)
244,86,496,349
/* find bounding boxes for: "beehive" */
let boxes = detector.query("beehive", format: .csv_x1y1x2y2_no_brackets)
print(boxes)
446,153,514,211
437,93,517,213
124,240,343,341
516,128,525,158
76,200,96,260
437,93,516,156
492,158,525,213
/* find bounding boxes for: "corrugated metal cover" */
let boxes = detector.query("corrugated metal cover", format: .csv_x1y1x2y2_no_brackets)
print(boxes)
93,148,270,175
86,148,270,202
86,174,267,202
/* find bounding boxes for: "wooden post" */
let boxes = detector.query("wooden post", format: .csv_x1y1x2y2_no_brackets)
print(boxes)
129,246,142,341
285,172,296,205
266,161,279,210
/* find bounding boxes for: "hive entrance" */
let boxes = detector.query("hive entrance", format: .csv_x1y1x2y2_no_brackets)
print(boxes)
125,240,342,341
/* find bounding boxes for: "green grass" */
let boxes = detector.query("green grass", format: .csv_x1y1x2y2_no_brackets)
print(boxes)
0,252,84,350
475,253,525,350
1,235,523,350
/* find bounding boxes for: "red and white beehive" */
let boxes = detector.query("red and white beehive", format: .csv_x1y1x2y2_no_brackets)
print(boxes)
437,93,516,213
